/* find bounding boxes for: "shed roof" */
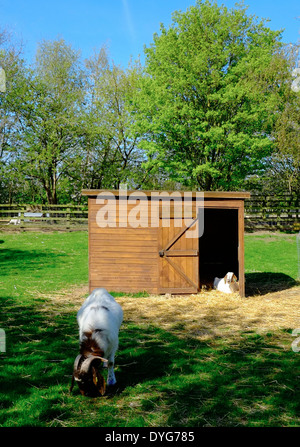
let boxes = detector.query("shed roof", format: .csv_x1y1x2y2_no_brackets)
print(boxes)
82,189,250,199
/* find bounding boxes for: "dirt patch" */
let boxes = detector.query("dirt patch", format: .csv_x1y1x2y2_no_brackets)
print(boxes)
39,285,300,340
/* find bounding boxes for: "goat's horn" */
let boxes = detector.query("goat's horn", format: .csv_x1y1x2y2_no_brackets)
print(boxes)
80,355,108,374
70,354,84,393
73,354,84,372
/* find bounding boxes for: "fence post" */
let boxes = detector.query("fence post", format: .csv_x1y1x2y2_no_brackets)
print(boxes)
19,206,25,229
66,206,71,231
297,232,300,281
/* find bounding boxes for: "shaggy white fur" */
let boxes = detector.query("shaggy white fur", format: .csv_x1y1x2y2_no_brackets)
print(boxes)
77,288,123,386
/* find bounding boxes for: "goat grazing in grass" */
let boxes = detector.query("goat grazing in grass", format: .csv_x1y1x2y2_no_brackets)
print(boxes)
70,288,123,396
213,272,239,294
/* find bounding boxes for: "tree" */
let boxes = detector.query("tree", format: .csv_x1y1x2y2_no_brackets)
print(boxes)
273,44,300,196
14,39,84,204
247,44,300,198
134,0,290,191
0,28,28,202
1,37,148,204
72,48,145,196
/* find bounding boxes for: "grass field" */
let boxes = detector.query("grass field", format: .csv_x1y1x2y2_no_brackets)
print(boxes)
0,231,299,427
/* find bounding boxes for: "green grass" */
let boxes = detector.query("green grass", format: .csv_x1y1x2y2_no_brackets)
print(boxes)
245,233,299,294
0,231,299,427
0,232,89,298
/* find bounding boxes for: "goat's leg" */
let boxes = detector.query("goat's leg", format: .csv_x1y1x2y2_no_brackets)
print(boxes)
107,354,117,385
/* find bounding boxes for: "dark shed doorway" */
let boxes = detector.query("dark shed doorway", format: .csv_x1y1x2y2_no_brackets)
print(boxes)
199,208,239,288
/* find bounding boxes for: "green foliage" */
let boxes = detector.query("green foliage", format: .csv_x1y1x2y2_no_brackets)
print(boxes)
0,3,298,202
134,0,289,190
245,154,300,198
0,37,147,204
0,33,31,202
15,40,84,204
246,44,300,197
77,52,146,192
273,46,300,196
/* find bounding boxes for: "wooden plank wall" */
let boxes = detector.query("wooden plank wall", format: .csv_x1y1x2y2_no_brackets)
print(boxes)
88,194,247,296
88,197,159,293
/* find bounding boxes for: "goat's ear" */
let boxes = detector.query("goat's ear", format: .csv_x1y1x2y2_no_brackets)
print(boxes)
93,369,106,396
233,274,238,282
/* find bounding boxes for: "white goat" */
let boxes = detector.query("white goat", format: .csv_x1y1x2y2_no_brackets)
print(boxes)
7,218,21,225
213,272,239,294
77,288,123,386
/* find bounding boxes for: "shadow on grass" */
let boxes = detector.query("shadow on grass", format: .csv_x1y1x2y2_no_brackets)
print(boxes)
108,323,300,426
245,272,298,296
0,296,78,421
115,322,300,426
0,295,299,427
0,248,67,276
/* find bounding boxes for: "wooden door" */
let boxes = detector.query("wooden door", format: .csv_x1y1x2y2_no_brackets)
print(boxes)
158,208,199,294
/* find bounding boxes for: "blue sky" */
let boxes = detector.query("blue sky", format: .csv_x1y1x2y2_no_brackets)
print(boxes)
0,0,299,67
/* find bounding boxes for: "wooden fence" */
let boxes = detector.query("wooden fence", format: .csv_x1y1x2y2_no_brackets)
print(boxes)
244,193,300,232
0,203,88,231
0,193,299,231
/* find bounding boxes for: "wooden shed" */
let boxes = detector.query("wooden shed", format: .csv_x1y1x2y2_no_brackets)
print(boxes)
82,189,250,297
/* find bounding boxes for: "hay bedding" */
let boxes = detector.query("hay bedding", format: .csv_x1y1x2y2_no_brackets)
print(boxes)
40,285,300,340
118,288,300,340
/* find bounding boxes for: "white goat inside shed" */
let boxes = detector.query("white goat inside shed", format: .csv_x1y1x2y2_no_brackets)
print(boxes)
213,272,239,294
